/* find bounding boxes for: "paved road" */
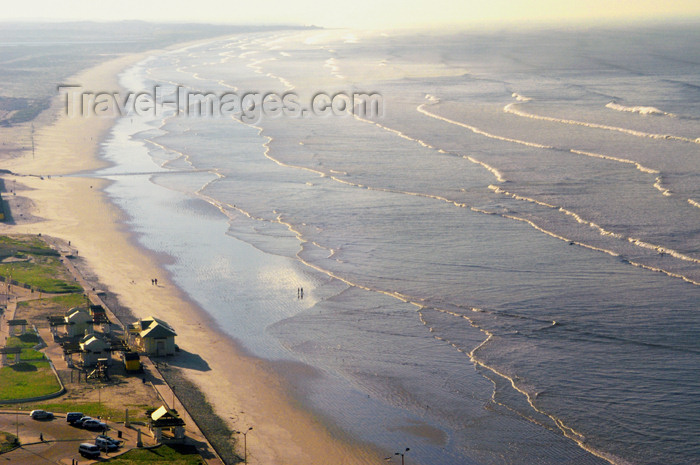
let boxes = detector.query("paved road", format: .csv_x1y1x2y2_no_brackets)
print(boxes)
0,412,149,464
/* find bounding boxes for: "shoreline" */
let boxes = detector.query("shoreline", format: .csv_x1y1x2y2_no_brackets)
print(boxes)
0,44,386,465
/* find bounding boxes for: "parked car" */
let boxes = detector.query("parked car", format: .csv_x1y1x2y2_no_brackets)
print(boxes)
73,416,94,427
78,443,101,458
66,412,84,424
29,410,54,420
82,419,108,431
95,436,119,452
96,434,121,446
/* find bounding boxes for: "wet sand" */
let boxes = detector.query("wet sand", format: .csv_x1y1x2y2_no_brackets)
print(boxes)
0,47,384,465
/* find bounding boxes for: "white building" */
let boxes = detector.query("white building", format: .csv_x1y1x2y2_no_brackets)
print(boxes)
65,307,93,337
79,334,111,366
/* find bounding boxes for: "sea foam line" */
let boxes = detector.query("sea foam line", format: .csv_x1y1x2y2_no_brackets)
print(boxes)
488,185,624,239
415,101,700,265
494,189,700,285
417,104,554,150
504,102,700,145
652,176,672,196
287,213,631,465
419,97,668,190
489,184,700,268
418,306,632,465
353,114,507,182
358,102,700,281
569,149,659,174
145,108,689,465
605,101,674,117
323,57,346,80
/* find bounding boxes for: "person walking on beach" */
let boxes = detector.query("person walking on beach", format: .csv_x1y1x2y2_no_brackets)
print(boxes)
300,287,304,299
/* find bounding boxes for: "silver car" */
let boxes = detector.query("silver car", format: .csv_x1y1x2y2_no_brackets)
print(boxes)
29,410,54,420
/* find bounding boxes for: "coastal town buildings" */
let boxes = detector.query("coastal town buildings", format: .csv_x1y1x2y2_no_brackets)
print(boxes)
65,307,93,337
130,316,177,356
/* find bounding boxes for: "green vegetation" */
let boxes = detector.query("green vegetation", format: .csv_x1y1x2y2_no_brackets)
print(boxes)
5,334,45,361
0,254,81,293
0,235,81,293
0,236,56,256
0,431,19,453
16,401,152,423
0,360,61,400
17,292,87,313
103,444,205,465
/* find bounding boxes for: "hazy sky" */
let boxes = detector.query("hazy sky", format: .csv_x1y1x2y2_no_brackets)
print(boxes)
3,0,700,29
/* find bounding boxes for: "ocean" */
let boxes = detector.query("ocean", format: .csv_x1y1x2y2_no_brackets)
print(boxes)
95,24,699,465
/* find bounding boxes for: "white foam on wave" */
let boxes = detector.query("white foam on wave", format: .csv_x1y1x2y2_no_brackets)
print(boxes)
420,98,667,187
265,72,295,91
247,57,275,74
652,176,672,196
511,92,532,102
418,100,677,206
353,113,506,182
418,103,554,149
605,102,674,117
569,149,659,175
488,185,624,245
419,305,635,465
688,199,700,209
323,57,345,80
487,185,700,270
505,102,698,144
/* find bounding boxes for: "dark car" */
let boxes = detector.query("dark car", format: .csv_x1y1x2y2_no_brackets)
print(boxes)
96,434,121,446
82,419,108,431
29,410,54,420
73,416,94,427
66,412,84,424
95,436,119,452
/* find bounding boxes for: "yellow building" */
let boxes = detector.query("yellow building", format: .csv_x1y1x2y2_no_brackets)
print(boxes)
130,316,177,357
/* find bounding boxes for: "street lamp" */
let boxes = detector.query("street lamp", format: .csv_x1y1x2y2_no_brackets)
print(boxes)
395,448,410,465
234,426,253,464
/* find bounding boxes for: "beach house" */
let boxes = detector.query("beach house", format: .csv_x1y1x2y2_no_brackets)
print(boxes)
130,316,177,356
79,334,111,366
65,307,93,337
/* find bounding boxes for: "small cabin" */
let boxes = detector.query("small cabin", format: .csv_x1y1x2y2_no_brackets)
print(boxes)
131,317,177,357
79,334,111,367
65,307,93,338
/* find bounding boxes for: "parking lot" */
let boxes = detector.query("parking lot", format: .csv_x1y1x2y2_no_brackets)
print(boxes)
0,411,150,464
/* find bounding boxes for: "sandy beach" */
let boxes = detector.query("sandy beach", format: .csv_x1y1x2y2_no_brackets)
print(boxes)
0,47,385,465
